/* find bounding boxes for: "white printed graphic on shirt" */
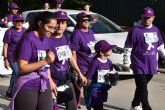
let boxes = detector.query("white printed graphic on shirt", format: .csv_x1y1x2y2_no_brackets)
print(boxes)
144,32,158,50
87,41,97,53
97,70,110,83
56,45,71,61
37,50,49,68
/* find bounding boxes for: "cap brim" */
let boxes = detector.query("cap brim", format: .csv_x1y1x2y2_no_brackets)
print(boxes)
102,45,117,52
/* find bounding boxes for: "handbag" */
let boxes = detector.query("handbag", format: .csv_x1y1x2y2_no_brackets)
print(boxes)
57,81,73,104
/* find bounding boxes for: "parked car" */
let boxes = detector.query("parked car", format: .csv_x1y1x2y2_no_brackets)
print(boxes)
0,9,132,75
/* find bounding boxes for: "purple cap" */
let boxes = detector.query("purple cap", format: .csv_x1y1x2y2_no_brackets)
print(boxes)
9,2,19,9
77,12,92,21
94,40,117,53
54,11,68,20
13,13,24,21
141,7,154,17
55,0,62,4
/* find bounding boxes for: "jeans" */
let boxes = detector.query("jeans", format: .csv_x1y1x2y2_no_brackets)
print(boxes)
132,74,153,110
7,62,19,95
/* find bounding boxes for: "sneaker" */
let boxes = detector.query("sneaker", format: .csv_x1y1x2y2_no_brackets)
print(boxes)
130,106,143,110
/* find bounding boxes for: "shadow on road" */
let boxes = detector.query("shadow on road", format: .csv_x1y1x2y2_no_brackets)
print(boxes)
119,75,134,81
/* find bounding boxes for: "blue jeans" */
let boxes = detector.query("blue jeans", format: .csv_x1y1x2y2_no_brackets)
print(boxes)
7,62,19,95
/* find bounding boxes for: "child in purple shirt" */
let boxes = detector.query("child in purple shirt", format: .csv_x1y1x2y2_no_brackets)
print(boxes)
86,40,117,110
3,13,26,98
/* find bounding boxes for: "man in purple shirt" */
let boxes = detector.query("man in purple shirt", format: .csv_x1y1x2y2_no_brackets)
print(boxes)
123,7,165,110
3,13,26,98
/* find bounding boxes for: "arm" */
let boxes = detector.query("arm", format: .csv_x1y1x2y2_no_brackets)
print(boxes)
157,44,165,60
123,48,132,67
70,52,87,85
3,42,10,69
48,68,57,96
18,51,55,74
123,29,134,69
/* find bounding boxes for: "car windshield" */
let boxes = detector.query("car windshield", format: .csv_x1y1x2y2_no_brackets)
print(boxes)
70,14,122,33
25,12,75,29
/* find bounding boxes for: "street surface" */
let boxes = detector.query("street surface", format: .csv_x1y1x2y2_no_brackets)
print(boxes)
0,73,165,110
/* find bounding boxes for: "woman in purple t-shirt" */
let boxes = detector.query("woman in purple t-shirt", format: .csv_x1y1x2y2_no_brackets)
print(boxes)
8,11,57,110
86,40,117,110
49,11,87,110
70,12,97,107
3,13,26,98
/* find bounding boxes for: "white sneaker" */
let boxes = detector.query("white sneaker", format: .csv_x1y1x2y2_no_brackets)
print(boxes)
130,106,143,110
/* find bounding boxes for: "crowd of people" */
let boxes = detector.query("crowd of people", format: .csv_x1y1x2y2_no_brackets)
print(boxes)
0,1,164,110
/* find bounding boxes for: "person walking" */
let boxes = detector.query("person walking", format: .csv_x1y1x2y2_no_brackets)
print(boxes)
43,2,50,10
3,13,26,98
49,11,87,110
8,11,57,110
83,2,91,12
55,0,63,10
3,2,19,28
123,7,165,110
86,40,117,110
70,12,97,108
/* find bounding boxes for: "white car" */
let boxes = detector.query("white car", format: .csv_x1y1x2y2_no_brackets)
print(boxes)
0,9,132,75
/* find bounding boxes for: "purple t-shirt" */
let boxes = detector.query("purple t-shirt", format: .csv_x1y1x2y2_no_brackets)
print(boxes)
125,25,163,74
70,28,97,73
49,34,71,78
86,58,113,83
5,14,14,22
3,27,26,63
18,31,50,90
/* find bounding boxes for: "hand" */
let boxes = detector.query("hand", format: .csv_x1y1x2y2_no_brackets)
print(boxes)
45,51,55,64
4,59,10,70
122,65,130,72
79,74,87,86
50,79,57,96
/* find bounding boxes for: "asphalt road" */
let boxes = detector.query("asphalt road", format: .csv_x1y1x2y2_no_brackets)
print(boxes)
0,73,165,110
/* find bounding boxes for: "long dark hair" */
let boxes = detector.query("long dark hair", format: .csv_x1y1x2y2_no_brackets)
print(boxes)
15,11,56,61
27,11,56,32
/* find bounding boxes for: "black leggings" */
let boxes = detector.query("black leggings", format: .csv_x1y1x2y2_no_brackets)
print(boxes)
14,86,53,110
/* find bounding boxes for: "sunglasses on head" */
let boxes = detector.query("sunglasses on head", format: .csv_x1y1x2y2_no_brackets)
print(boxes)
81,18,90,22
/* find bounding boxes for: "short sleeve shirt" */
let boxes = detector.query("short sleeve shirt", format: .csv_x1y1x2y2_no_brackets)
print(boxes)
3,27,26,63
49,34,71,77
70,28,97,73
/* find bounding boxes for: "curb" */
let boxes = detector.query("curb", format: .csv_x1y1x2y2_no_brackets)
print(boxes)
158,68,165,74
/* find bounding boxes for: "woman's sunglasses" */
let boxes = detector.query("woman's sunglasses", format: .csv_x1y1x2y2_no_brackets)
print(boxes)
81,19,90,22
